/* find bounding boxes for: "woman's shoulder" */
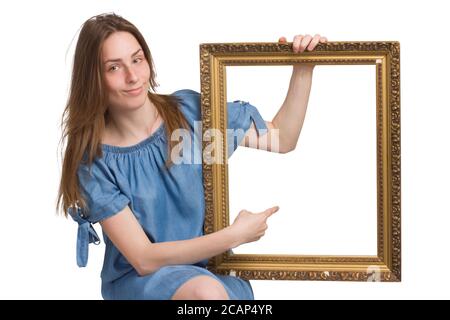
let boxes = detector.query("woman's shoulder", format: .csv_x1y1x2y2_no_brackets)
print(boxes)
171,88,200,97
170,89,201,123
78,153,111,177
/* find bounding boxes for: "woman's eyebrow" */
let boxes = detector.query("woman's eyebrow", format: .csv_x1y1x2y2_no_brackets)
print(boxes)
103,48,143,64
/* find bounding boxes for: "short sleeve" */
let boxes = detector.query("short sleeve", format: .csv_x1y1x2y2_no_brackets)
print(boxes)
226,100,268,157
171,89,268,158
77,157,130,224
69,157,130,268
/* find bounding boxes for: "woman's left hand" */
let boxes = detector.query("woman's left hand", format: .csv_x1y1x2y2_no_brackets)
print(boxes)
278,34,328,72
278,34,327,53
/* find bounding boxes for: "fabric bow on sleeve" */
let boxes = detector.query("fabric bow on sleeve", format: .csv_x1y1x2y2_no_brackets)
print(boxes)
232,100,268,134
69,206,101,267
227,100,269,157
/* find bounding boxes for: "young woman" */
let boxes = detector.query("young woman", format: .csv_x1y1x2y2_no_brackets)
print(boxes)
56,12,327,300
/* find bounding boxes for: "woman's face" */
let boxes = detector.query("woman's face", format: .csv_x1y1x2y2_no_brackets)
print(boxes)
101,31,150,112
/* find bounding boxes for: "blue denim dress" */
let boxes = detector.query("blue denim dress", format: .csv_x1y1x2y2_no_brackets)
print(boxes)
69,89,268,300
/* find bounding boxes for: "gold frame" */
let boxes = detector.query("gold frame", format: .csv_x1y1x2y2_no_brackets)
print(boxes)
199,41,401,281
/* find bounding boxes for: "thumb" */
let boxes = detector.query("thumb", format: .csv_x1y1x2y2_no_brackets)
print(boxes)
278,36,287,43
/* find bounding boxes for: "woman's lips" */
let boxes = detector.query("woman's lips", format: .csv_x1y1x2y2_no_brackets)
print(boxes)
124,86,143,96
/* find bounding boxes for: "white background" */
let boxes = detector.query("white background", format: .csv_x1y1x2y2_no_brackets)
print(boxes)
227,66,378,256
0,0,449,299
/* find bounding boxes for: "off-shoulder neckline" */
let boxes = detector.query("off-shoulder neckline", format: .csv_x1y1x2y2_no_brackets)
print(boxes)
101,122,165,154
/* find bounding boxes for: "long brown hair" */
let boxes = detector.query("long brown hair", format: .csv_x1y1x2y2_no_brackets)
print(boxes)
56,13,189,218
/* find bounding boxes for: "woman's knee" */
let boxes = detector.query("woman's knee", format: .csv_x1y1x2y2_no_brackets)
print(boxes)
172,275,229,300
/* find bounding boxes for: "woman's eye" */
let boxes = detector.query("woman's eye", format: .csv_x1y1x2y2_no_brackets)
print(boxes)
108,58,142,72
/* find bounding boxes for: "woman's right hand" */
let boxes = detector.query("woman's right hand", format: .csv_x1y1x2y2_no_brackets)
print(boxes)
229,206,279,248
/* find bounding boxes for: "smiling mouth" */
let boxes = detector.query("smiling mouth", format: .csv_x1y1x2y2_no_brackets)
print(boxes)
124,86,143,95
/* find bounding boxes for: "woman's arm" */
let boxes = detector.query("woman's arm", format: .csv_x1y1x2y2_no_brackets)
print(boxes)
271,65,314,152
100,205,238,276
240,34,327,153
100,204,278,276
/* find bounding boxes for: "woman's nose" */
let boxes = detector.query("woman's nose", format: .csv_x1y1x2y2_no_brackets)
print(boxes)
125,66,138,83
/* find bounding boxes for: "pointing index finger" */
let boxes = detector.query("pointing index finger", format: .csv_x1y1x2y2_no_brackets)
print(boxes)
265,206,280,217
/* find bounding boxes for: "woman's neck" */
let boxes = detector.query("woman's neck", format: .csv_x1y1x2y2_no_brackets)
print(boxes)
103,96,161,146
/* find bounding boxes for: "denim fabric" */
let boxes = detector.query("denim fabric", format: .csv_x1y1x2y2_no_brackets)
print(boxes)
69,89,267,299
101,265,254,300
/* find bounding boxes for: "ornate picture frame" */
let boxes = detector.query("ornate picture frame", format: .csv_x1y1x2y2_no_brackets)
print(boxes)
200,41,401,281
